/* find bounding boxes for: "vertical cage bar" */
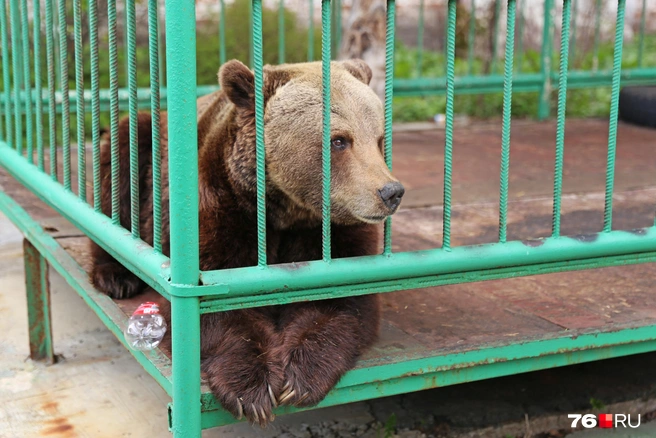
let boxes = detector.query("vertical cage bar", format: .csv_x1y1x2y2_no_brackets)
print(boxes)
321,0,331,261
34,0,44,171
603,0,625,233
149,0,162,252
10,0,21,154
169,296,201,438
58,0,71,189
252,0,267,267
219,0,226,66
516,0,525,73
308,0,315,61
127,0,139,238
253,0,267,267
467,0,475,76
108,0,120,223
416,0,424,76
73,0,86,201
537,0,553,120
383,0,395,255
568,0,577,64
1,0,12,148
165,0,200,283
490,0,501,74
498,0,515,243
442,0,456,251
23,239,55,365
20,0,32,162
552,0,571,238
278,0,285,64
638,0,646,67
89,0,101,211
45,0,56,180
592,0,601,71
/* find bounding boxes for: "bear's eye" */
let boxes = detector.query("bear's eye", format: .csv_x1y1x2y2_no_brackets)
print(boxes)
331,137,350,151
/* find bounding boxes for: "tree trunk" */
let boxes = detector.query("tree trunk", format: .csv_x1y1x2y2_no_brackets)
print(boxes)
338,0,387,102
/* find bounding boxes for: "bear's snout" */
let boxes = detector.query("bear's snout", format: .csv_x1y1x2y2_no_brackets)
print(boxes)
378,182,405,212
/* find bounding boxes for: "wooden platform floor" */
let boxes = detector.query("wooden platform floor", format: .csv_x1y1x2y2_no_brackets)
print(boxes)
2,118,656,369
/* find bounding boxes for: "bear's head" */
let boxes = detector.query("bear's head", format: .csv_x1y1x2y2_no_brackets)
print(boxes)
219,59,404,227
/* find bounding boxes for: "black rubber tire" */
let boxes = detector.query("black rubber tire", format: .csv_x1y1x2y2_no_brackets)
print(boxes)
618,86,656,129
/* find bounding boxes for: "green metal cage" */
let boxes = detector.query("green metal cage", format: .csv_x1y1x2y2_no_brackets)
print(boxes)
1,0,656,436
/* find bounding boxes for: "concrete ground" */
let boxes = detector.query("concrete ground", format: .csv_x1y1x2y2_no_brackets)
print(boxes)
2,119,656,437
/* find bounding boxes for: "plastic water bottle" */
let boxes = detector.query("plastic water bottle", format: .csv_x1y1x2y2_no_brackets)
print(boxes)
124,302,167,351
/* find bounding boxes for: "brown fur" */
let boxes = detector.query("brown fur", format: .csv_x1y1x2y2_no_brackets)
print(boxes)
89,59,403,426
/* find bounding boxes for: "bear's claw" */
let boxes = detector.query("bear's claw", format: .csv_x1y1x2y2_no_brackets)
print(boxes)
268,383,278,408
278,380,310,407
235,398,244,420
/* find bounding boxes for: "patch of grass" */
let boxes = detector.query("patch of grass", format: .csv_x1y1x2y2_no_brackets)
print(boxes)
590,397,606,410
391,34,656,122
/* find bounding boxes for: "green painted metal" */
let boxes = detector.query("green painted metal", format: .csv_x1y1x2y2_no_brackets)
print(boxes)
10,0,21,153
19,0,31,161
1,0,11,148
253,0,267,267
73,0,86,201
127,0,140,238
537,0,554,120
170,296,201,437
383,0,395,255
552,0,571,238
89,0,101,211
57,0,70,190
1,0,656,435
321,0,331,261
199,324,656,427
603,0,625,233
108,0,120,223
164,0,201,433
0,143,171,293
24,238,55,364
442,0,456,251
498,0,515,243
45,0,56,179
149,0,162,253
34,0,44,171
0,190,173,393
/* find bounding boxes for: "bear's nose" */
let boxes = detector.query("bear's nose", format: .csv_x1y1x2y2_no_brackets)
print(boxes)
378,182,405,211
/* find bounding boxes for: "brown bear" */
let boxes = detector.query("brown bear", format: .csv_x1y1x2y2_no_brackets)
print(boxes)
89,59,405,426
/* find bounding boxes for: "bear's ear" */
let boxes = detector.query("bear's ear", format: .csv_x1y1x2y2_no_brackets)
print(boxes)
219,60,293,109
340,59,373,85
219,60,255,109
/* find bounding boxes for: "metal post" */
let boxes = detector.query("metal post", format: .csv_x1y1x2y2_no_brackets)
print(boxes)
24,239,55,364
537,0,554,120
165,0,201,433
